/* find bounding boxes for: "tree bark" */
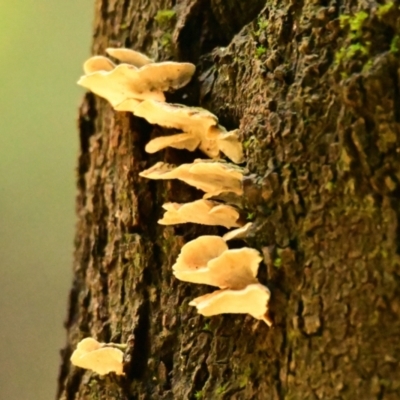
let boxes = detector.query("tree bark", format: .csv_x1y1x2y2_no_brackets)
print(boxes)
58,0,400,399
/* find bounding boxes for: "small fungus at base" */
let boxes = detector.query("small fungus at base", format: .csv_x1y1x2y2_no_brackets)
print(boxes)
223,222,253,241
173,247,262,289
78,61,195,106
83,56,116,74
172,235,228,272
139,159,244,198
106,47,154,67
158,199,241,228
70,337,124,376
189,283,272,326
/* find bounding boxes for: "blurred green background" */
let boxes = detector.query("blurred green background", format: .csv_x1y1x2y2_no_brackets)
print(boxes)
0,2,92,398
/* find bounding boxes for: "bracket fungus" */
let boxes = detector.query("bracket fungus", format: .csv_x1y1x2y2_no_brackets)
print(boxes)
106,47,153,67
139,159,244,198
145,132,200,153
132,100,218,133
78,60,195,106
75,46,273,330
158,199,241,228
70,338,124,376
130,100,243,161
83,56,116,74
189,283,272,326
172,235,228,272
173,247,262,289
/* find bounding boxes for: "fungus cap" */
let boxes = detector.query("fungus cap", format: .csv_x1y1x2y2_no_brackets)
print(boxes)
172,235,228,272
78,61,195,106
106,47,153,67
138,62,196,92
139,159,244,198
133,100,219,157
173,247,261,289
158,199,241,228
130,101,243,162
189,283,271,325
145,132,200,153
78,63,165,106
133,100,218,134
70,338,124,375
83,56,115,74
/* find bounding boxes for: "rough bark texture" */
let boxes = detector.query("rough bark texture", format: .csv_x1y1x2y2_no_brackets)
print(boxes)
58,0,400,399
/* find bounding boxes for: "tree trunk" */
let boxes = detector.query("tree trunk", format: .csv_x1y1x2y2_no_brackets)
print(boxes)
57,0,400,399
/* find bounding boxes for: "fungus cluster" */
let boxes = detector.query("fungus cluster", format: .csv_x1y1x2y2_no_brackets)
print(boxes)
172,236,272,326
71,46,271,376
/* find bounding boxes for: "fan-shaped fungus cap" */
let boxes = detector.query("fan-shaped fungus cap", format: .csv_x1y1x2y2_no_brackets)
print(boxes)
83,56,116,74
159,199,241,228
189,283,271,325
145,132,200,153
106,47,153,67
223,222,253,241
78,64,164,105
70,338,124,375
139,159,244,198
173,247,261,289
126,100,219,158
172,235,228,272
132,100,218,134
78,62,195,106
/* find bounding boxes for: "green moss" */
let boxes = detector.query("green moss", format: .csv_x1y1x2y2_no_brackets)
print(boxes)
377,2,395,18
255,45,267,58
339,14,350,28
202,322,211,332
349,11,368,35
238,376,248,388
362,59,373,72
273,257,282,268
216,384,228,395
324,181,336,192
246,211,255,221
155,9,176,53
390,35,400,53
254,17,268,37
238,366,252,388
339,10,368,38
155,9,176,26
335,10,371,69
161,33,172,48
257,17,268,31
194,390,203,399
335,42,368,65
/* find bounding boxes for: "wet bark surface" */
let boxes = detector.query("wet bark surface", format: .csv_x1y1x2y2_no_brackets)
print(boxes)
58,0,400,399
